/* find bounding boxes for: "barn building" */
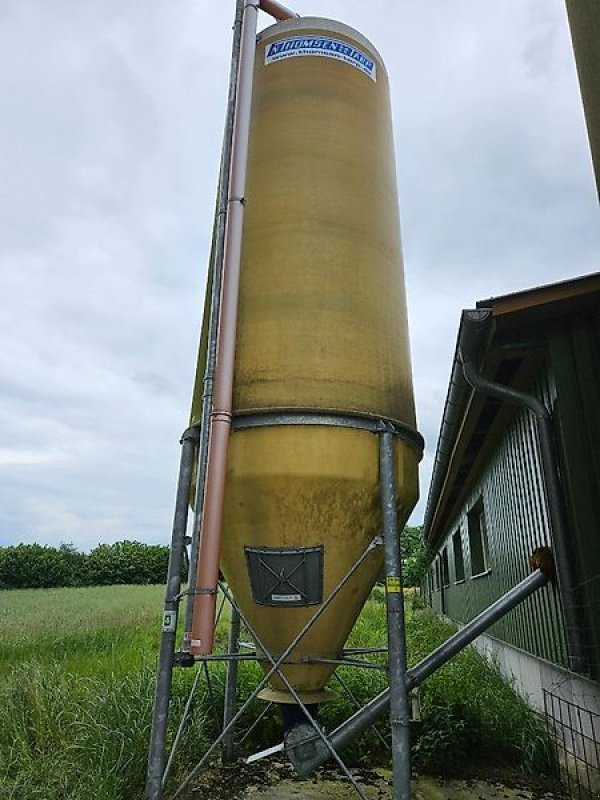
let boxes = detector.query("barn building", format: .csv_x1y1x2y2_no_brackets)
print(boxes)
422,272,600,789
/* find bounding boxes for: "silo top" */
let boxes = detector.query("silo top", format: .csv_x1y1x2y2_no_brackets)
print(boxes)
257,17,388,80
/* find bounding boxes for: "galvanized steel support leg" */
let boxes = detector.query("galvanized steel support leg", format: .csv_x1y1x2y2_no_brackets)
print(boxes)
380,430,413,800
222,603,241,763
146,426,199,800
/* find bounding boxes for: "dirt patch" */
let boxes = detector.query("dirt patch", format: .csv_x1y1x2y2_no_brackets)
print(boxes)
182,759,566,800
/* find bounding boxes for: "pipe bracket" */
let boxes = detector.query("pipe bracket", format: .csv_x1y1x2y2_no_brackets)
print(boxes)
179,587,219,598
529,546,555,580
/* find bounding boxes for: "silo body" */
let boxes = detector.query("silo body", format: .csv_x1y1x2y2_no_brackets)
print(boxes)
194,17,420,703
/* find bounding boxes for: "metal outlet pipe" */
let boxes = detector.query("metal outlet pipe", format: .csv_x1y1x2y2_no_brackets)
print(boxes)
461,358,587,674
293,565,551,777
190,0,259,656
184,0,245,645
146,427,199,800
379,431,412,800
259,0,299,20
406,566,549,688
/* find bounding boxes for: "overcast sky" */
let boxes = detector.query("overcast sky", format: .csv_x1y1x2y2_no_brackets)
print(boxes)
0,0,597,550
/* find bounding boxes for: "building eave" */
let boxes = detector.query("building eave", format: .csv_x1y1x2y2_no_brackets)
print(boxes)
422,271,600,549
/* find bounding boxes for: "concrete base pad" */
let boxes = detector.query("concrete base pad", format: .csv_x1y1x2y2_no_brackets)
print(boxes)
242,774,563,799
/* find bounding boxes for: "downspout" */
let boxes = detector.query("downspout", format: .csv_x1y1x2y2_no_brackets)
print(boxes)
189,0,259,656
190,0,299,656
184,0,244,646
459,312,587,675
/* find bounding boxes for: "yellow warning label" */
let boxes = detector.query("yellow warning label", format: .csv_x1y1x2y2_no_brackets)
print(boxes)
386,576,401,593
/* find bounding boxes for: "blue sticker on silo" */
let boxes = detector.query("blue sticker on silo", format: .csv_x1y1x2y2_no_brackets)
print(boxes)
265,36,377,81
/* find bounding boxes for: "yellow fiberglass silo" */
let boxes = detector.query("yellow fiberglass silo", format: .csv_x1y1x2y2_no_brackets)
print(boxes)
194,16,422,705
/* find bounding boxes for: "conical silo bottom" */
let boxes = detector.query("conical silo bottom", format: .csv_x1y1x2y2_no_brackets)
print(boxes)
220,424,419,703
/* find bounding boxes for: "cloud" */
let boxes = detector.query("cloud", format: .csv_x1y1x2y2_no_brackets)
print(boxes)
0,0,597,547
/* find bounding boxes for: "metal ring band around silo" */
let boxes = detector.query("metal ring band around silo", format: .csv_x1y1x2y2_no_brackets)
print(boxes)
232,410,425,457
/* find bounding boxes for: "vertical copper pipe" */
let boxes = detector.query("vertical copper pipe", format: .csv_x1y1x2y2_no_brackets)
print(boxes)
190,0,259,656
259,0,299,20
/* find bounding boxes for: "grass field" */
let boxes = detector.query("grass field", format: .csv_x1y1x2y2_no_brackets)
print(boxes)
0,584,163,676
0,584,554,800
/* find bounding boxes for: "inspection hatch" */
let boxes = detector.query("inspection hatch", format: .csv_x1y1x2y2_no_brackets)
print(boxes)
245,545,323,607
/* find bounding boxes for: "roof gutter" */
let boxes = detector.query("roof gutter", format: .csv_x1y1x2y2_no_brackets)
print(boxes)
422,309,492,541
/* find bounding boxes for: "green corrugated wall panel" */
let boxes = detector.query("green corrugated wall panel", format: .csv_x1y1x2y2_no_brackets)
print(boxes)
426,362,569,669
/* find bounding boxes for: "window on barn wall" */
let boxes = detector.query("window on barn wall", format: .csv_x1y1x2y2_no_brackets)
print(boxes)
468,499,490,577
441,547,450,587
453,530,465,582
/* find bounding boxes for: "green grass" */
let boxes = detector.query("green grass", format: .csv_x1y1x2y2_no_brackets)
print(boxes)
0,584,165,637
0,585,554,800
0,585,167,679
403,598,554,774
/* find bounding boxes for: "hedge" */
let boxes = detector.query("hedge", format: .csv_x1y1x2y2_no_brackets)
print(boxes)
0,541,170,590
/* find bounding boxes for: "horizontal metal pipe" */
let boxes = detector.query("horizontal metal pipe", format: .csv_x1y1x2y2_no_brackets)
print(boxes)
194,653,258,662
294,567,550,777
259,0,299,20
301,657,387,671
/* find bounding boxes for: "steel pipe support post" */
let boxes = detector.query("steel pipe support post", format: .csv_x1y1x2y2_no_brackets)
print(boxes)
222,604,242,763
146,426,199,800
380,431,413,800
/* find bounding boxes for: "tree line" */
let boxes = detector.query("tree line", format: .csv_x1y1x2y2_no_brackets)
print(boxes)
0,526,428,590
0,541,169,589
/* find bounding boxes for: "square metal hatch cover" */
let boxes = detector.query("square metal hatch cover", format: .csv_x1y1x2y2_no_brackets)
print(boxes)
244,545,323,607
